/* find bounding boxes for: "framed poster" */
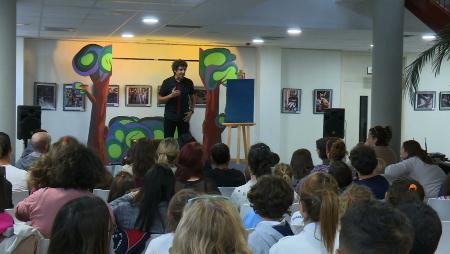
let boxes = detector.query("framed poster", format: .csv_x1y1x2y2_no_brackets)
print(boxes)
194,86,207,108
126,85,151,107
34,82,57,110
439,91,450,110
414,91,435,111
157,85,165,107
313,89,332,114
63,83,85,111
281,88,301,114
107,85,119,107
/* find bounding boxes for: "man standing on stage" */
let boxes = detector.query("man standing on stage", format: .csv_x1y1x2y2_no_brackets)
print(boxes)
158,60,195,138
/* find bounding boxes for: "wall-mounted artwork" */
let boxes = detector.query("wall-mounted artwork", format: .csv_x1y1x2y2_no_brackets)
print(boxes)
107,85,119,107
63,83,85,111
34,82,57,110
126,85,151,107
281,88,301,114
313,89,332,114
157,86,165,107
415,91,435,111
439,92,450,110
194,86,207,108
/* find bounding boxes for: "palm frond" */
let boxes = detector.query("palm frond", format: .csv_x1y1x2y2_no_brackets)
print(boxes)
404,26,450,105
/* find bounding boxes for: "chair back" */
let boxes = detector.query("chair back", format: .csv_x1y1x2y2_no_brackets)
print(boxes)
12,191,29,207
218,187,236,198
428,198,450,221
93,189,110,202
436,221,450,254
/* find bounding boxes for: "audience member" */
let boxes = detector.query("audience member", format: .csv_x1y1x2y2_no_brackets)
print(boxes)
0,132,28,192
327,137,347,163
16,131,51,171
385,177,425,207
328,161,353,191
290,149,314,187
339,184,374,219
48,196,113,254
156,138,179,173
247,176,294,254
207,143,245,187
174,142,219,194
337,201,414,254
107,171,136,202
170,197,252,254
385,140,446,198
128,138,157,187
397,202,442,254
110,164,174,233
350,144,389,199
441,173,450,197
18,129,48,159
365,125,397,174
145,189,200,254
311,137,330,173
273,163,299,202
0,169,13,238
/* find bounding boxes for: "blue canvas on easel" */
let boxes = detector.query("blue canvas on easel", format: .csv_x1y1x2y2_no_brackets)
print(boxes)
225,79,254,123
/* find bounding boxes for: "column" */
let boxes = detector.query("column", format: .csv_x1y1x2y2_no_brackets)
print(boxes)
371,0,405,152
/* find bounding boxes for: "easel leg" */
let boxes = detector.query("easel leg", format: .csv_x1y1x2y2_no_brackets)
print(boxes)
237,126,241,164
243,126,248,160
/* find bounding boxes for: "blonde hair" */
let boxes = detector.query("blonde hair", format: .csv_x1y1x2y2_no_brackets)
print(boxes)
274,163,294,184
339,184,374,219
170,198,251,254
157,138,179,167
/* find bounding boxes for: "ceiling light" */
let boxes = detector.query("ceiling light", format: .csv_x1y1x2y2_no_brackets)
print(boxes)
287,28,302,35
252,38,264,44
121,33,134,38
422,34,436,41
142,17,159,24
370,44,374,48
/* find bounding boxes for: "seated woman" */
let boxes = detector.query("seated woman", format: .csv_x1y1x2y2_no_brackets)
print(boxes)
107,171,136,203
365,125,398,174
290,149,314,188
48,196,113,254
0,169,13,242
110,164,174,233
206,143,245,187
156,138,179,173
385,140,447,198
126,138,158,187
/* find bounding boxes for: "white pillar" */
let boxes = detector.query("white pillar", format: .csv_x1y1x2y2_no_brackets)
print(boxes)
371,0,404,152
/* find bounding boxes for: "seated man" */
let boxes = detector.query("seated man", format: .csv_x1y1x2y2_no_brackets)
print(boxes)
206,143,245,187
16,131,51,171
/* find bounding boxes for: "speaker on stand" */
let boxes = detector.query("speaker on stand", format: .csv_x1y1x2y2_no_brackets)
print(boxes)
323,108,345,139
17,105,42,147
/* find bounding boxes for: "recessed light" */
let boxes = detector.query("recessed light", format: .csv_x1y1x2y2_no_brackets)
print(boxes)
422,34,436,41
252,38,264,44
142,17,159,24
370,44,374,48
287,28,302,35
121,32,134,38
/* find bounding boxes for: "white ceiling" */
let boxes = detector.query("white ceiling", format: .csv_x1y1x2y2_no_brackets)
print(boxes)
17,0,435,52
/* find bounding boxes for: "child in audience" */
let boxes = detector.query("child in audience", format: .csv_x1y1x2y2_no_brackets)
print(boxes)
289,149,314,187
247,176,294,254
365,125,397,174
384,177,425,207
328,161,353,191
156,138,179,173
0,132,28,192
145,189,200,254
339,184,373,218
110,164,174,233
326,138,347,163
397,202,442,254
207,143,245,187
170,197,252,254
48,196,113,254
337,201,414,254
128,138,158,187
349,144,389,199
107,171,136,202
311,137,330,173
174,142,219,194
385,140,447,198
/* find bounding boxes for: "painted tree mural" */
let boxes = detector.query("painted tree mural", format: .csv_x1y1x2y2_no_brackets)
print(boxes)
199,48,238,160
72,44,112,162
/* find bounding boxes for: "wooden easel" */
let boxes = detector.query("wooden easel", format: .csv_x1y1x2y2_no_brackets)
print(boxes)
222,122,256,163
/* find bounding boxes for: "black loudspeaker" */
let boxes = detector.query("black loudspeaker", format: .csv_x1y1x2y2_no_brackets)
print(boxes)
359,96,369,142
17,106,41,140
323,108,345,138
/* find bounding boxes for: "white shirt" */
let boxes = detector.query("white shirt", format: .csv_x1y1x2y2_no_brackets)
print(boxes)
230,179,257,208
4,164,28,192
145,233,174,254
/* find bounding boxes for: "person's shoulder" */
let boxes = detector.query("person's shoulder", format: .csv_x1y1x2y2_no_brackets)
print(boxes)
183,77,194,84
163,76,174,83
269,235,298,253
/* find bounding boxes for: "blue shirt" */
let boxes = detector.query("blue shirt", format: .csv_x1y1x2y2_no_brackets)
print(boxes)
354,175,389,199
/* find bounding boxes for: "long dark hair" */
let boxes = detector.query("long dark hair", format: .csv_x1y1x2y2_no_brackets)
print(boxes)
0,167,12,211
130,138,157,178
175,142,204,182
135,164,175,232
403,140,433,164
369,126,392,146
0,132,12,159
48,196,112,254
290,149,314,180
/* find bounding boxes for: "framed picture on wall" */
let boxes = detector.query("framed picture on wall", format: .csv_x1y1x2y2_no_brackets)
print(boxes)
157,86,165,107
34,82,57,110
439,91,450,110
281,88,301,114
414,91,435,111
63,83,85,111
125,85,152,107
313,89,332,114
107,85,119,107
194,86,207,108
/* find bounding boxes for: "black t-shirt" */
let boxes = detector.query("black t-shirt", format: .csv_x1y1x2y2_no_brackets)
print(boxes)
159,76,194,121
207,168,246,187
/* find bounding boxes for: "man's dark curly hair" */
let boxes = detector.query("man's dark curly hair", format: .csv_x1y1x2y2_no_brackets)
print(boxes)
247,175,294,219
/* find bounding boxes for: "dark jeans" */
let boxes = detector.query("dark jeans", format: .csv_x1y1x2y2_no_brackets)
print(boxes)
164,118,190,138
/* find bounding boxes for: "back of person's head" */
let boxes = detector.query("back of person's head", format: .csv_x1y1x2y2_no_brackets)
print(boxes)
349,144,378,176
135,164,175,232
327,138,347,162
290,149,314,180
302,172,339,194
0,132,11,160
274,163,294,184
171,197,251,254
157,137,179,166
31,132,51,153
328,161,353,190
248,175,294,220
210,143,231,166
248,143,273,178
402,140,433,164
368,126,392,146
316,137,328,161
339,184,374,219
338,201,414,254
175,142,204,182
48,196,113,254
385,177,425,207
172,59,188,72
107,171,136,202
397,202,442,254
167,189,200,232
52,135,79,148
130,138,157,178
